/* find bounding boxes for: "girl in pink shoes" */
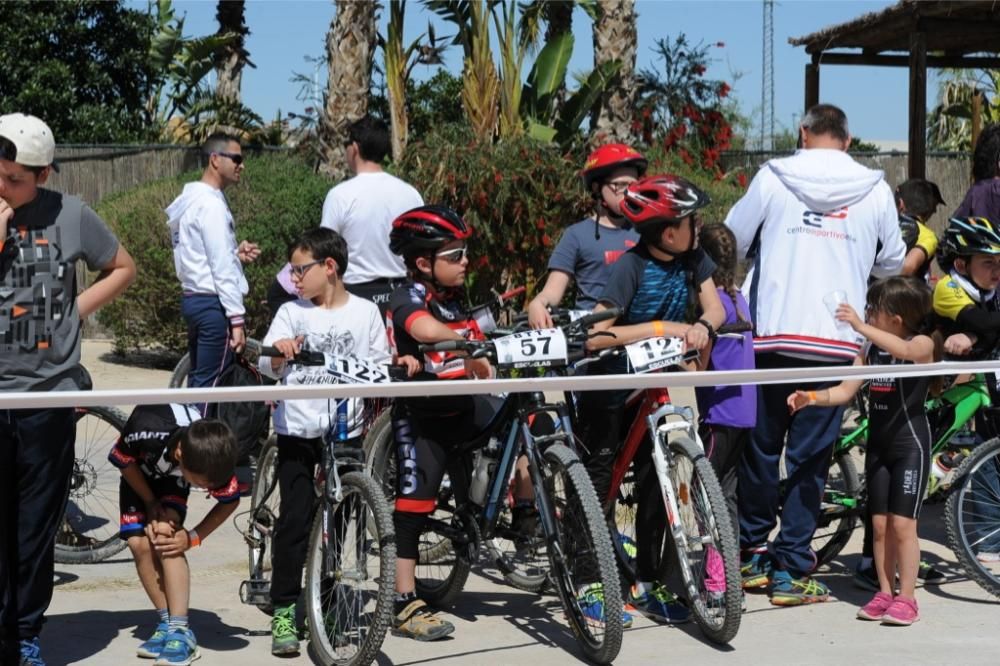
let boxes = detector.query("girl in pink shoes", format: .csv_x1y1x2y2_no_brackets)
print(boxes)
787,276,940,626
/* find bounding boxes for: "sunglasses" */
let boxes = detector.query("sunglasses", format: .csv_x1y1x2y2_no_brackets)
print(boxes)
435,246,469,264
215,151,244,165
289,260,323,278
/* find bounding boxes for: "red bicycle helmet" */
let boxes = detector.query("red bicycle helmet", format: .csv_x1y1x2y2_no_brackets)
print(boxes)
580,143,648,190
620,175,711,232
390,205,473,256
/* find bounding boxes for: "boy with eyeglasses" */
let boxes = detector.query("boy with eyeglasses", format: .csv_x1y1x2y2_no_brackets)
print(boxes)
258,226,418,655
166,132,260,407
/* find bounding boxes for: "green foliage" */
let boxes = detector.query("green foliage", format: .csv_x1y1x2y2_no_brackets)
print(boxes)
96,152,332,353
394,124,747,303
0,0,157,142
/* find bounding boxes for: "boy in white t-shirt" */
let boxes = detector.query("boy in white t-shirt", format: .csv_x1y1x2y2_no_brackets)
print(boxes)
258,227,416,656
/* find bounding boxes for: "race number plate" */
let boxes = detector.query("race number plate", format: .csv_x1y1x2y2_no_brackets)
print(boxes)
325,356,392,384
494,328,568,369
625,336,685,374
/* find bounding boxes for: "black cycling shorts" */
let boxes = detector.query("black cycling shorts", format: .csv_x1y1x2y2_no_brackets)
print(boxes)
119,474,189,540
865,432,931,519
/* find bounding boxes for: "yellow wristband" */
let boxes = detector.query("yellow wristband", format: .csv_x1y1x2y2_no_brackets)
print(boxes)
807,390,818,405
653,321,666,337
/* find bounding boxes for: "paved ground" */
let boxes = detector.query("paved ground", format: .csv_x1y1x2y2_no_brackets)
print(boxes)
40,341,1000,665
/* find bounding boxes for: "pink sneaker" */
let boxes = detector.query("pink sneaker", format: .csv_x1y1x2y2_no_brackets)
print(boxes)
881,596,919,626
856,591,893,621
704,546,726,593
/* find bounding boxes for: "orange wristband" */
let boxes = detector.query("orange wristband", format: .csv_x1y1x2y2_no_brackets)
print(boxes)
807,390,818,405
653,320,666,337
187,529,201,548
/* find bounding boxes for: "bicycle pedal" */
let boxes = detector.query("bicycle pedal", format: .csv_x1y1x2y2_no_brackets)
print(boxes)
239,579,271,606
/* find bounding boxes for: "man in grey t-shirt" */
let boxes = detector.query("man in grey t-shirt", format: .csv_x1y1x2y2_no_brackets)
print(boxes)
0,114,135,665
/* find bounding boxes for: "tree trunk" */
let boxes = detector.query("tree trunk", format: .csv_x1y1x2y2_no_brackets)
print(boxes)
319,0,377,179
544,0,574,117
590,0,637,146
214,0,251,104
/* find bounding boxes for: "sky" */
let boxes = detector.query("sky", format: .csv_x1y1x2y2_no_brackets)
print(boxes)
152,0,946,147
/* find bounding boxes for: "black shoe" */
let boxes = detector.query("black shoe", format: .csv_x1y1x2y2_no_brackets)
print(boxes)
918,560,945,585
853,563,879,592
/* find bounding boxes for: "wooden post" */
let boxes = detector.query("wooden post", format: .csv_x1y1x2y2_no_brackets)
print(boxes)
972,90,983,153
805,58,820,113
908,32,927,179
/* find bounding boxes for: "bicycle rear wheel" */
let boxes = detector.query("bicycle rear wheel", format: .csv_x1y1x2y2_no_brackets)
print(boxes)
304,471,396,666
664,436,741,645
812,452,862,567
168,353,191,388
55,406,130,564
607,466,639,585
540,443,622,665
242,435,280,614
945,437,1000,597
486,492,550,594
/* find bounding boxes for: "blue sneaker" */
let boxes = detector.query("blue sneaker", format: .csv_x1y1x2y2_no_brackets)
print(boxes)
768,569,830,606
137,621,171,658
577,583,633,629
629,583,691,624
740,548,772,589
19,637,45,666
153,628,200,666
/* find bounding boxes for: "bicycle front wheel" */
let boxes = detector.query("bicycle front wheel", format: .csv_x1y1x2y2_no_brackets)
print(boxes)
304,471,396,666
55,406,130,564
945,437,1000,597
665,436,741,645
540,443,622,665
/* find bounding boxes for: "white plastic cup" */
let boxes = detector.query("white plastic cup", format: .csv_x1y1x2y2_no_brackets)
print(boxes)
823,290,850,330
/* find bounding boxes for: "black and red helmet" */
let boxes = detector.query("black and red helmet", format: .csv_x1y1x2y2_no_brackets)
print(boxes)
390,205,473,256
580,143,648,190
619,175,711,232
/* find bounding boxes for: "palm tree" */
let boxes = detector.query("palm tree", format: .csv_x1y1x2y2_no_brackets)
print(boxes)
214,0,253,104
319,0,378,178
590,0,637,145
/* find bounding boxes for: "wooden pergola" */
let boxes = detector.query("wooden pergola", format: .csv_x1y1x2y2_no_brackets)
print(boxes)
789,0,1000,179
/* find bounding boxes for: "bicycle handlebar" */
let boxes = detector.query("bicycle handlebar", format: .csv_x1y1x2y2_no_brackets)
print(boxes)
259,346,409,380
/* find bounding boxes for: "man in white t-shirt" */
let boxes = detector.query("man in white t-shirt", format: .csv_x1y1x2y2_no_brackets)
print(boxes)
267,116,423,317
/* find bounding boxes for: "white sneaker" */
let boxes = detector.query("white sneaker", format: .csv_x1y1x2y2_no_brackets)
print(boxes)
976,551,1000,563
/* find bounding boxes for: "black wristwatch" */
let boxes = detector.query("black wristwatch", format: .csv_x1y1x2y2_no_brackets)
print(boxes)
695,319,717,341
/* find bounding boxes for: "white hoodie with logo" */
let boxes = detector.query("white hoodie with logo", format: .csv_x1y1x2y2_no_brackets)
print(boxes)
724,149,905,361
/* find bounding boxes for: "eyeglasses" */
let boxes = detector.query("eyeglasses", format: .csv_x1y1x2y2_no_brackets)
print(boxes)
215,151,244,165
289,260,322,278
435,246,469,264
603,180,634,194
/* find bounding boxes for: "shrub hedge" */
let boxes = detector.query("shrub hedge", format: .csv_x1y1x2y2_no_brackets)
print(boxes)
98,131,749,352
97,151,332,353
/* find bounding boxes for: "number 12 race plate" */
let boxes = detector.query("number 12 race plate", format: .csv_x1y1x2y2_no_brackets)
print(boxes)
494,328,569,369
625,336,685,374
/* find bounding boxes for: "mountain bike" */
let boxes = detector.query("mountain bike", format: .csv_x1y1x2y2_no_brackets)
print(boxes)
54,404,131,564
601,327,746,645
365,310,624,664
238,347,397,666
809,373,994,567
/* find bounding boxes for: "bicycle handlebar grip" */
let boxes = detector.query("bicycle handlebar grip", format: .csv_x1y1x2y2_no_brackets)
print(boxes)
717,321,753,335
573,307,622,329
498,286,526,301
418,340,464,354
259,345,282,357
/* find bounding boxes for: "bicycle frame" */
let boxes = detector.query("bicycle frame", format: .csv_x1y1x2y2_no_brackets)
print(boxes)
606,388,672,505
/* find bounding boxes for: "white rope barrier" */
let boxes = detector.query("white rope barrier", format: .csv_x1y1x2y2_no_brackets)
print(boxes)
2,360,999,410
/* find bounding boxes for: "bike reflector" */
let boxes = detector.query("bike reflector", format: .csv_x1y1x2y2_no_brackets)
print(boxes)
625,336,686,374
494,328,569,369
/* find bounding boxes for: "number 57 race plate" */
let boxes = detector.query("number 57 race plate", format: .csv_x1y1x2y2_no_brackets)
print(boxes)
493,329,568,369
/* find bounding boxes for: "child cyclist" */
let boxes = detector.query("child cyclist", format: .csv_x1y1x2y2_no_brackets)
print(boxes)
108,407,241,664
585,175,725,625
257,227,418,656
695,224,756,605
788,276,940,625
526,143,644,328
932,216,1000,561
384,205,509,641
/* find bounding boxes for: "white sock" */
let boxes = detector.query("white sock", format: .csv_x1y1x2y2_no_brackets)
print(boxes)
633,580,653,596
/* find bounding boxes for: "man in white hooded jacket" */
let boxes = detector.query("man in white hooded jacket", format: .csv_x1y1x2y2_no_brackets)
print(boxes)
724,104,905,605
167,133,259,400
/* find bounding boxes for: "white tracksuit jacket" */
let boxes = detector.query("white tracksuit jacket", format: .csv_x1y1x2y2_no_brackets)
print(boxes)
724,149,905,361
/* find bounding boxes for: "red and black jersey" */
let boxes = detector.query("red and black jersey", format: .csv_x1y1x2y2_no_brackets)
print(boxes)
108,403,239,504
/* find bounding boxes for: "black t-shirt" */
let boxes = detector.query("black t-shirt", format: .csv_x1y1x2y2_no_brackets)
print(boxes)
108,403,239,503
598,245,716,325
386,280,484,414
